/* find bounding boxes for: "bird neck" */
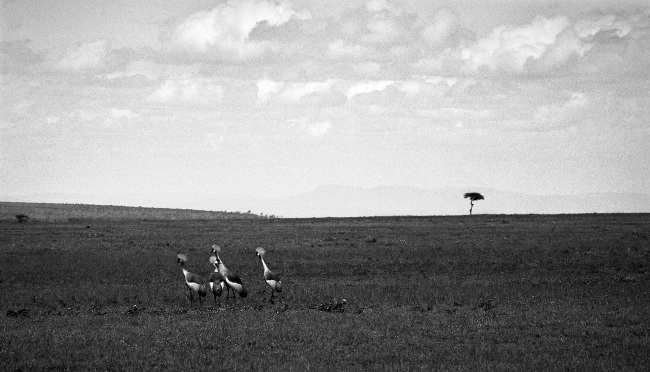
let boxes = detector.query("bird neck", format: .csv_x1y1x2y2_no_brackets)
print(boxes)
260,256,270,272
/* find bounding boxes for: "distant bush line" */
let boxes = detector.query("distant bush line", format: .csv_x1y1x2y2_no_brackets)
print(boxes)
0,202,274,222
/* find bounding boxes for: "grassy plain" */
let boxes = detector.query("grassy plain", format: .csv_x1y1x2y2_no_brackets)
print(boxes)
1,213,649,371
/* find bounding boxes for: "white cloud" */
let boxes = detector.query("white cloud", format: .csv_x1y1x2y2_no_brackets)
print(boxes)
257,78,285,104
534,91,589,125
328,39,373,60
279,80,334,102
361,15,405,46
419,7,460,48
206,132,225,148
346,80,395,101
462,16,575,72
256,79,335,104
109,108,139,120
308,120,331,137
45,116,60,124
353,62,382,75
148,78,224,105
58,39,110,71
366,0,401,15
397,80,421,96
575,15,633,38
105,59,162,81
167,0,310,60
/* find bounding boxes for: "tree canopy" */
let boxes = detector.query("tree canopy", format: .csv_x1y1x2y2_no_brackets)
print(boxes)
463,192,484,201
463,192,484,215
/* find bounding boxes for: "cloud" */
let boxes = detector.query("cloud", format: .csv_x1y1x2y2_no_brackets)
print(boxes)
166,0,310,60
533,92,589,127
337,0,411,49
419,7,460,48
346,80,395,101
366,0,401,14
0,39,43,72
147,78,224,105
257,78,336,104
459,12,650,75
360,13,407,46
58,39,110,71
257,78,285,104
575,15,633,39
327,39,374,60
279,80,334,102
572,11,650,76
105,59,162,81
308,120,332,137
109,108,139,120
45,116,60,125
461,16,579,73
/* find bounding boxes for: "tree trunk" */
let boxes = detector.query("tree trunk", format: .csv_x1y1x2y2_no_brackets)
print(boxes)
469,201,474,215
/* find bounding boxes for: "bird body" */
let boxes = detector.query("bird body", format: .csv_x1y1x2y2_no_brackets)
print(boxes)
256,247,282,301
211,245,248,301
177,253,207,305
208,255,225,306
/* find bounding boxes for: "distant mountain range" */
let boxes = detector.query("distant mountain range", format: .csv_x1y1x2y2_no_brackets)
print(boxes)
3,185,649,218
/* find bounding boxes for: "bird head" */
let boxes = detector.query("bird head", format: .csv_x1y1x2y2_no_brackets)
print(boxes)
211,244,222,259
255,247,266,258
176,253,187,265
209,255,218,268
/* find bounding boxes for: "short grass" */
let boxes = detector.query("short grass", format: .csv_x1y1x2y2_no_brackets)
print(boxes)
1,214,649,371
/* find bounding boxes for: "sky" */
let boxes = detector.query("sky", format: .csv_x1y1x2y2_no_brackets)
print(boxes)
1,0,649,206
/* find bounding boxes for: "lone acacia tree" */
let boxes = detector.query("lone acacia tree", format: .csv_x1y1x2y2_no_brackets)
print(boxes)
463,192,484,215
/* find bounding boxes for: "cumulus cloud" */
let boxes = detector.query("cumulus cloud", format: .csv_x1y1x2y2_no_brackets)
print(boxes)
257,79,336,104
575,15,633,39
346,80,395,101
279,80,334,102
109,108,139,120
461,16,576,72
257,78,285,104
419,7,460,48
105,59,162,81
308,120,332,137
166,0,310,60
58,39,110,71
459,12,650,74
148,78,224,105
366,0,401,15
327,39,374,60
338,0,412,49
0,39,43,72
360,14,407,46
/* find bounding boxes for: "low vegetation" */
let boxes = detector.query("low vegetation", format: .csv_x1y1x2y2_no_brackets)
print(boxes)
0,202,268,222
1,210,649,370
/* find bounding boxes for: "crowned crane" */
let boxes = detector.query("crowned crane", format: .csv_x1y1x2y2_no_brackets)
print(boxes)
211,244,248,302
208,255,225,307
255,247,282,303
176,253,207,306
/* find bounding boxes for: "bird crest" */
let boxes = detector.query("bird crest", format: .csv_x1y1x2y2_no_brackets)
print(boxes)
176,253,188,263
211,244,221,253
255,247,266,256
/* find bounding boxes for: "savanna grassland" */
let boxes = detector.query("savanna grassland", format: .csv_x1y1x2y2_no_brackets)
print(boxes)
1,211,649,371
